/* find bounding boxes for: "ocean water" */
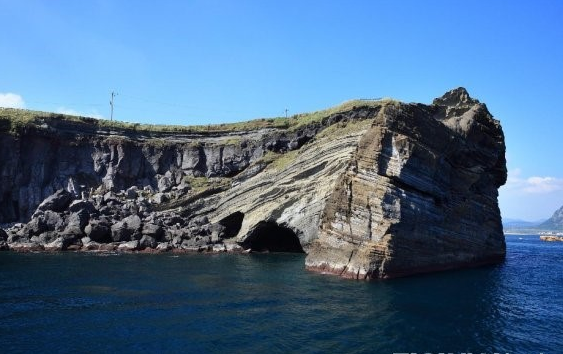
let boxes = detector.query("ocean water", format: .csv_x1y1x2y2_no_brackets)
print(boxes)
0,234,562,354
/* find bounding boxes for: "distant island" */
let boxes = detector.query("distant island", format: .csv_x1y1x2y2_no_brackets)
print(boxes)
503,205,563,234
0,88,507,279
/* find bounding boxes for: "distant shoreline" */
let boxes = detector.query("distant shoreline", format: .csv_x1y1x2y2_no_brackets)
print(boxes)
503,232,539,236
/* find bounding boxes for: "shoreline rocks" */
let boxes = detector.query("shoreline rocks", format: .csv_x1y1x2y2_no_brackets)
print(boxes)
540,235,563,242
0,186,242,254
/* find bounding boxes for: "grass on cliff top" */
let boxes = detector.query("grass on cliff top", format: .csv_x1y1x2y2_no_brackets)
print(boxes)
182,176,231,193
315,118,374,140
260,149,300,172
0,98,397,135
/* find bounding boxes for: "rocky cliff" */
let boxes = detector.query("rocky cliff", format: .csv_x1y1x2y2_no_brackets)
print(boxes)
0,88,507,279
305,88,507,278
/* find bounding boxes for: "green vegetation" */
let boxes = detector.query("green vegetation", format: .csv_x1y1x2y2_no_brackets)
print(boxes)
260,149,300,172
223,137,243,146
0,97,397,135
183,176,231,193
315,118,373,139
0,107,291,135
287,98,396,131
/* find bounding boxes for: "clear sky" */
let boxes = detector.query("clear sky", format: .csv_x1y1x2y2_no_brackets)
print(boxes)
1,0,562,221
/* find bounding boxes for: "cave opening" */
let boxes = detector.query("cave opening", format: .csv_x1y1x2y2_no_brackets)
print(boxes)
218,211,245,239
244,221,304,253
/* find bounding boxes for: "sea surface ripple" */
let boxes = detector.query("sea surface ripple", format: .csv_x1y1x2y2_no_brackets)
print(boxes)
0,234,561,354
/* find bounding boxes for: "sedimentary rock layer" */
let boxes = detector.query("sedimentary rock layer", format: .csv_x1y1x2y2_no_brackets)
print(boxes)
305,88,507,278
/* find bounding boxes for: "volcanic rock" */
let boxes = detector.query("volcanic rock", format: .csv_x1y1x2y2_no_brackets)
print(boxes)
118,240,140,251
111,214,142,242
84,219,112,243
36,189,73,213
0,88,506,278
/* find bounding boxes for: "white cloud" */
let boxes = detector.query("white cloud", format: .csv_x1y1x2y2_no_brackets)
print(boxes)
0,93,25,108
524,176,563,193
56,107,104,119
499,169,563,220
502,168,563,194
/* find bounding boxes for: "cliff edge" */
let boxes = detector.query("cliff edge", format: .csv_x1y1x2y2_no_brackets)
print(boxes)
305,88,507,278
0,88,507,279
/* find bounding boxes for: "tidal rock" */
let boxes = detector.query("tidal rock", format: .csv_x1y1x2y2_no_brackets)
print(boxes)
212,244,226,252
22,216,47,237
118,240,139,251
7,233,24,244
44,238,65,252
82,240,103,251
156,242,172,251
68,199,97,214
540,235,563,242
141,223,164,240
20,210,65,237
111,214,142,242
44,211,66,231
85,219,112,243
10,242,43,252
225,242,243,252
62,210,90,236
37,231,58,244
139,235,157,249
0,228,7,242
98,243,118,252
36,189,73,213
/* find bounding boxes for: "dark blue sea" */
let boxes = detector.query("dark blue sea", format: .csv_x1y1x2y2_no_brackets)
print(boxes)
1,234,562,354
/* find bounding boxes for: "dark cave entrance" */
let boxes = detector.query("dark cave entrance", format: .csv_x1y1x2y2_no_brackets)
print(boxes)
244,221,304,253
218,211,245,239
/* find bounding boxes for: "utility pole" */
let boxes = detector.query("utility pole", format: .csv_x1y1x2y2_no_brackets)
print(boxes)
284,108,289,118
110,91,118,121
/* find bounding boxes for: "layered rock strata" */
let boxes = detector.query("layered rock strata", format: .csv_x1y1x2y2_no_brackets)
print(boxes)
305,88,507,278
0,88,507,279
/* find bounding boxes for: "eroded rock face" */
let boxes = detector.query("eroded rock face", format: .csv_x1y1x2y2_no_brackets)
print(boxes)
0,88,506,279
305,88,507,278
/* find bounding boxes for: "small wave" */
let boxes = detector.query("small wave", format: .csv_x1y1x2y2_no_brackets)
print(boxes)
95,252,121,257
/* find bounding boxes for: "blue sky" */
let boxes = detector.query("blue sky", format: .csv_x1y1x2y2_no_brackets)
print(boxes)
1,0,562,220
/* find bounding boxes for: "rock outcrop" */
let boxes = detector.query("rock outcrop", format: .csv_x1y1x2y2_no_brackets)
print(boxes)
0,88,507,279
305,88,507,278
540,235,563,242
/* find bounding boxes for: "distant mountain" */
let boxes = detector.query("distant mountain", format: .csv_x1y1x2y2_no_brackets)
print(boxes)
539,205,563,230
502,218,545,229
